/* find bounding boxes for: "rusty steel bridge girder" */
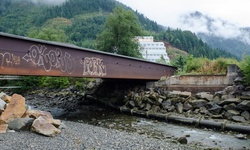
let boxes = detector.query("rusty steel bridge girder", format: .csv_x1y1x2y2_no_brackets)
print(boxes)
0,33,176,80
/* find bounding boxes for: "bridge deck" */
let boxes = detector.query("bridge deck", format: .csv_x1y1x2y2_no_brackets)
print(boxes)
0,33,176,80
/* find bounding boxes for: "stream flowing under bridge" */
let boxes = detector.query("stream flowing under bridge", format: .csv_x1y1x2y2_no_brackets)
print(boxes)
0,33,176,80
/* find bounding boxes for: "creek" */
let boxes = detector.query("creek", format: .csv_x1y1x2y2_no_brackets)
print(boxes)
45,104,250,150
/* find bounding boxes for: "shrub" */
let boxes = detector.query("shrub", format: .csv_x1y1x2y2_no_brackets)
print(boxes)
239,56,250,85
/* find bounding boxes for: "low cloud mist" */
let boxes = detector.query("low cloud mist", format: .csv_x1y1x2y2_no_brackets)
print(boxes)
30,0,67,5
179,11,250,45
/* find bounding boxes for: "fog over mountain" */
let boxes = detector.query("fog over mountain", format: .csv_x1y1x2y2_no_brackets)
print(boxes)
30,0,67,5
180,11,250,45
178,11,250,58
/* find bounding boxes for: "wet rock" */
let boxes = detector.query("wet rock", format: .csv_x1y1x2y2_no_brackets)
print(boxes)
7,118,34,130
232,116,246,122
218,98,241,106
223,103,237,111
190,99,208,109
31,116,61,137
208,104,222,115
0,94,26,123
196,92,213,101
177,137,188,144
0,123,8,133
176,103,183,114
236,100,250,111
241,111,250,120
235,134,247,140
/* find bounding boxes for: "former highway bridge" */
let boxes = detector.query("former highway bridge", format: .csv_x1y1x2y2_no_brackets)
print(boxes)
0,32,176,80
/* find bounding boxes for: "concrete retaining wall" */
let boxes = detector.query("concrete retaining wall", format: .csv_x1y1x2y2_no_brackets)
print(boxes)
152,64,239,94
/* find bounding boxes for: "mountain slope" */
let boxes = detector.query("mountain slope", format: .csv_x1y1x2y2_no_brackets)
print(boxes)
180,11,250,59
0,0,236,59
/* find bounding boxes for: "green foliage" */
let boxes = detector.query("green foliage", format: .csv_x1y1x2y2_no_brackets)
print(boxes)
96,6,143,58
170,55,189,72
158,28,236,60
175,56,239,75
28,27,68,42
40,77,70,89
239,56,250,84
156,55,168,64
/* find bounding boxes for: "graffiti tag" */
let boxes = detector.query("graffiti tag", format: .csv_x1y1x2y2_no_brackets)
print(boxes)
81,57,107,76
22,45,75,74
0,52,20,68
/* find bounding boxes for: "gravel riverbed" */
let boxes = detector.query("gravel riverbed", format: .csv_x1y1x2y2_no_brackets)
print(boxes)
0,120,199,150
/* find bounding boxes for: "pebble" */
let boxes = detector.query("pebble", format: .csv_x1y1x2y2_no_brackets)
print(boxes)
0,121,198,150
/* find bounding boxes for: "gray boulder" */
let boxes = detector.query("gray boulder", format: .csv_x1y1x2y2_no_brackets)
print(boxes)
208,104,222,115
218,98,241,106
241,111,250,120
196,92,213,101
223,103,237,111
190,99,208,109
8,118,34,130
176,103,183,114
237,100,250,111
232,116,246,122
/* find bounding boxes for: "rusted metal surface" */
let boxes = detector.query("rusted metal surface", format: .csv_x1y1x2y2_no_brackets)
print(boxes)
0,33,176,80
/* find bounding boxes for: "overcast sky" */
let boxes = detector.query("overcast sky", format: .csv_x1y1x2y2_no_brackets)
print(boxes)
116,0,250,29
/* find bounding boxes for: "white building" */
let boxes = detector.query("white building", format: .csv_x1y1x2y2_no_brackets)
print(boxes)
137,36,170,63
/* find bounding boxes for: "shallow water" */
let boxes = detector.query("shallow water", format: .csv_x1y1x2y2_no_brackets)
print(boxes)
54,105,250,150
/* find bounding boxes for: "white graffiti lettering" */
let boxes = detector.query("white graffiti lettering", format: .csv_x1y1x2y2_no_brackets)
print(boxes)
81,57,107,76
22,45,75,74
0,52,20,68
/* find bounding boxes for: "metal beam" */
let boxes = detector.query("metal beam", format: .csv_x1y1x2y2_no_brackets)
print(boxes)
0,33,176,80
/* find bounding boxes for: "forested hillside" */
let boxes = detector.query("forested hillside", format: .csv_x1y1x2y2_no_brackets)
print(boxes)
0,0,235,59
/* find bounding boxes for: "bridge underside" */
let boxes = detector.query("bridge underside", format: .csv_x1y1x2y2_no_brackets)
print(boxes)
0,33,176,80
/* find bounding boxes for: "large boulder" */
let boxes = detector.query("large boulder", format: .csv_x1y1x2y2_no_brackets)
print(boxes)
31,116,61,137
0,94,26,123
25,109,61,127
